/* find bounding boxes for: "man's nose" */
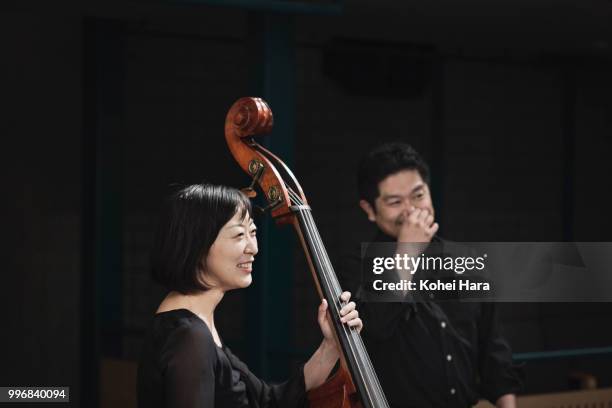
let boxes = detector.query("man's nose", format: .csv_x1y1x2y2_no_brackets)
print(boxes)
403,200,415,214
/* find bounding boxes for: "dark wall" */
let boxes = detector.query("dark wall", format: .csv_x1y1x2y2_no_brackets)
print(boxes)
119,19,257,357
290,43,612,393
2,4,612,403
1,11,82,402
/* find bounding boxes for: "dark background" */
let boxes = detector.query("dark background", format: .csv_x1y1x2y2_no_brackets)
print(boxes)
2,1,612,406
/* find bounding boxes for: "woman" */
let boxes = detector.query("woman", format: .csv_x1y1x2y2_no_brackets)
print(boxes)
138,183,362,408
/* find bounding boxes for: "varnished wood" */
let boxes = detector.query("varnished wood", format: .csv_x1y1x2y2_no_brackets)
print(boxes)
224,97,388,408
224,97,293,223
290,217,360,407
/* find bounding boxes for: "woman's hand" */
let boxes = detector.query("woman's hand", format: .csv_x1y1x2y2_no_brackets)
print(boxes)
304,291,363,391
318,291,363,345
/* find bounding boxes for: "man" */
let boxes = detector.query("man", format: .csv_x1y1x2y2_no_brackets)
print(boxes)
337,142,522,408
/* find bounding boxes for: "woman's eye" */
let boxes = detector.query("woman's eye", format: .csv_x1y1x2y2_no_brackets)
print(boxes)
235,232,245,238
388,201,400,207
250,229,257,236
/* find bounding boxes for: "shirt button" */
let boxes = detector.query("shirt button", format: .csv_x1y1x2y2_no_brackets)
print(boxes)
450,388,456,395
440,321,446,329
446,354,453,362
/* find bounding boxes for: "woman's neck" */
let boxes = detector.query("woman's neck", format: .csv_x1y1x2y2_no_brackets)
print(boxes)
157,289,224,331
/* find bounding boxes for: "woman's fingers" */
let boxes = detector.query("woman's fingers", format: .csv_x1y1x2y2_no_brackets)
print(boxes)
340,309,359,323
318,293,363,334
319,299,328,313
318,299,328,323
339,301,356,317
339,294,361,333
348,317,363,333
318,299,335,340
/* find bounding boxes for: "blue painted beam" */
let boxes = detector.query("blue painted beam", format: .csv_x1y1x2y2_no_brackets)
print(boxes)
82,18,126,408
513,346,612,361
245,12,297,381
240,345,612,362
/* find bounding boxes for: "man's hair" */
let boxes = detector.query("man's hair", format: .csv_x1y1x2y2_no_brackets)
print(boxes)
357,142,430,207
151,183,252,294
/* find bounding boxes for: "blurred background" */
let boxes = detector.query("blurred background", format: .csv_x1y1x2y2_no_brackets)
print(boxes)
2,0,612,406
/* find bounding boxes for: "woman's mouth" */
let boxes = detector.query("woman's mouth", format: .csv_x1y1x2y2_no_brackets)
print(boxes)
237,262,252,271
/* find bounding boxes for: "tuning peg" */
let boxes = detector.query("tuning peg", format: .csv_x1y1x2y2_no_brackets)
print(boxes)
241,187,257,198
254,197,283,215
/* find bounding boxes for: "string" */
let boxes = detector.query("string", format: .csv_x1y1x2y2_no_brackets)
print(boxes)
286,187,387,407
250,141,388,405
303,209,385,406
286,187,387,406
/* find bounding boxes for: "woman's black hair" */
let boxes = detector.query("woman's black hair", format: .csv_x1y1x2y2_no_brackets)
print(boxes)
357,142,430,207
151,183,252,294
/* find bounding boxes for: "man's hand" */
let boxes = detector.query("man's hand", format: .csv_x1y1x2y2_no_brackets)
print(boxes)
393,208,439,281
397,207,439,243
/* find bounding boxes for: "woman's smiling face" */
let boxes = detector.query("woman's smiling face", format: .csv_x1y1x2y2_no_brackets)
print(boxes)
202,209,258,291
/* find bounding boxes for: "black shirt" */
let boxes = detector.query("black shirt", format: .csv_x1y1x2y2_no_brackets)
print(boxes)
337,232,523,408
137,309,307,408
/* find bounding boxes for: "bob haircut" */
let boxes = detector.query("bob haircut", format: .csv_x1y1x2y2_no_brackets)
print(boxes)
151,183,252,294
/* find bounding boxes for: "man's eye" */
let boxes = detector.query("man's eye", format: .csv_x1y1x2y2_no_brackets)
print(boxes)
388,201,401,206
414,193,424,199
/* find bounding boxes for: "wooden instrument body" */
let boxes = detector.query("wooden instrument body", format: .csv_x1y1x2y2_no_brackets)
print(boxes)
224,97,388,408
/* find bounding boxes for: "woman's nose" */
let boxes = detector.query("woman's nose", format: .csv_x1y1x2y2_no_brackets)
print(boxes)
245,236,258,255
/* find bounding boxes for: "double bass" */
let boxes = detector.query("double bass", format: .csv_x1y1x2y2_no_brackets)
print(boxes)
224,97,390,408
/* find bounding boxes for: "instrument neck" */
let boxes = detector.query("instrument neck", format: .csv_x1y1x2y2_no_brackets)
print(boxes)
291,206,390,408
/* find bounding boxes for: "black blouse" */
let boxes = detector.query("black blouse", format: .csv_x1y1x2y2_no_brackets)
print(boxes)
137,309,307,408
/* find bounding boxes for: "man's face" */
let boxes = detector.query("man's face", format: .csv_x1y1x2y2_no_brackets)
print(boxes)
359,169,435,238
